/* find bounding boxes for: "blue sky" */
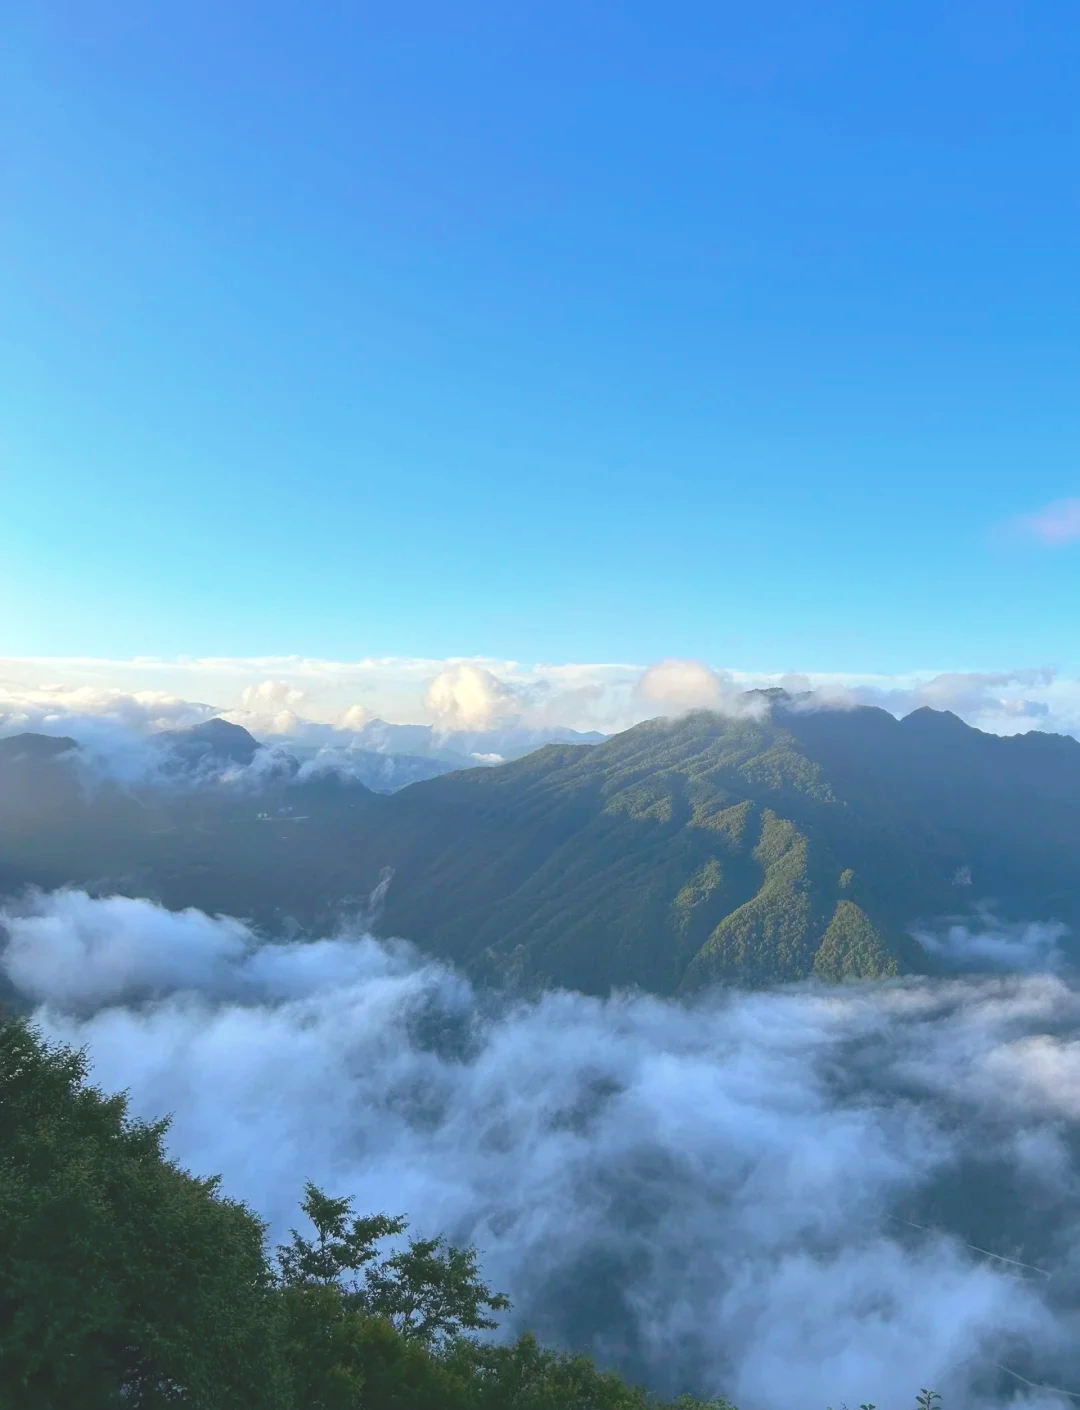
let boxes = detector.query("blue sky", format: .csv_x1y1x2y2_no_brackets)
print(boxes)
5,1,1080,672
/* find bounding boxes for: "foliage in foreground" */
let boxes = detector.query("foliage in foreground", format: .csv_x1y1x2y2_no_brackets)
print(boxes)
0,1015,937,1409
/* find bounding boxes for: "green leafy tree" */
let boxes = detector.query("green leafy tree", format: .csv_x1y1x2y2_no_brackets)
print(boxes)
0,1016,285,1410
363,1234,511,1344
278,1183,509,1347
452,1334,738,1410
277,1181,406,1288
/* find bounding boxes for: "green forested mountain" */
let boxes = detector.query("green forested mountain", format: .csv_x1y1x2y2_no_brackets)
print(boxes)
3,698,1080,994
353,698,1080,992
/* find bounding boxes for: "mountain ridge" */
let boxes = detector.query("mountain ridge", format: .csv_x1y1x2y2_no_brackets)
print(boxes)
2,701,1080,995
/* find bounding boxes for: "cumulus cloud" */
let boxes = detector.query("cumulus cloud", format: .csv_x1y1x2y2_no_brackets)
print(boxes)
238,680,308,714
1016,497,1080,545
636,659,727,712
218,678,314,737
6,891,1080,1407
338,703,374,731
633,659,771,720
423,664,525,732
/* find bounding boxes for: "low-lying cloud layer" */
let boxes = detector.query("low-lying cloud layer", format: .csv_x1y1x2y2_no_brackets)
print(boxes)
913,910,1070,974
5,890,1080,1408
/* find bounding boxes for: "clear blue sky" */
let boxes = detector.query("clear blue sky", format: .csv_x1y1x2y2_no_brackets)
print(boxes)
5,1,1079,671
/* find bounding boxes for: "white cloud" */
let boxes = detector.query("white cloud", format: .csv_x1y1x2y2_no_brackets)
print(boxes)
423,664,524,731
0,683,219,783
215,679,313,737
0,683,214,736
5,656,1080,747
338,704,374,731
2,890,252,1010
913,913,1069,974
805,668,1062,734
636,658,728,712
5,890,1080,1406
238,679,308,713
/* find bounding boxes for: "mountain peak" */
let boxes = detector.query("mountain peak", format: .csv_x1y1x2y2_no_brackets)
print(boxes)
157,717,261,767
0,732,78,763
899,706,972,734
742,687,792,704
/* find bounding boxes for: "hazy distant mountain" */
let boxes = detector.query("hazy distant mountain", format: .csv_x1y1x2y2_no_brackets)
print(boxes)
4,698,1080,994
0,734,77,764
276,717,609,766
154,720,478,791
286,744,459,792
156,718,264,769
152,721,513,789
146,715,607,785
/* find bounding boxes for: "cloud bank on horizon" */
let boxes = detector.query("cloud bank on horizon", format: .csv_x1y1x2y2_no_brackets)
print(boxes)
4,889,1080,1409
0,655,1073,754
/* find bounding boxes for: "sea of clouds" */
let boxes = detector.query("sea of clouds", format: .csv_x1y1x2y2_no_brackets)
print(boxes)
4,890,1080,1408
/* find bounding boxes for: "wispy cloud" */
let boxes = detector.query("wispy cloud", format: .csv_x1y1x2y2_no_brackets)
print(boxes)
1016,497,1080,545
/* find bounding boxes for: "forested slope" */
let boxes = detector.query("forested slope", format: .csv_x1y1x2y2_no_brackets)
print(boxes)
3,699,1080,994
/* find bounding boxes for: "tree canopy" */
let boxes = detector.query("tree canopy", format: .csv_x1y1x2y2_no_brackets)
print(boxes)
0,1015,281,1409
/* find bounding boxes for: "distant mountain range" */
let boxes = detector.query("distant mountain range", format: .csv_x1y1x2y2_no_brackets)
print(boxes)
3,697,1080,995
314,716,610,765
145,715,609,791
150,717,461,791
